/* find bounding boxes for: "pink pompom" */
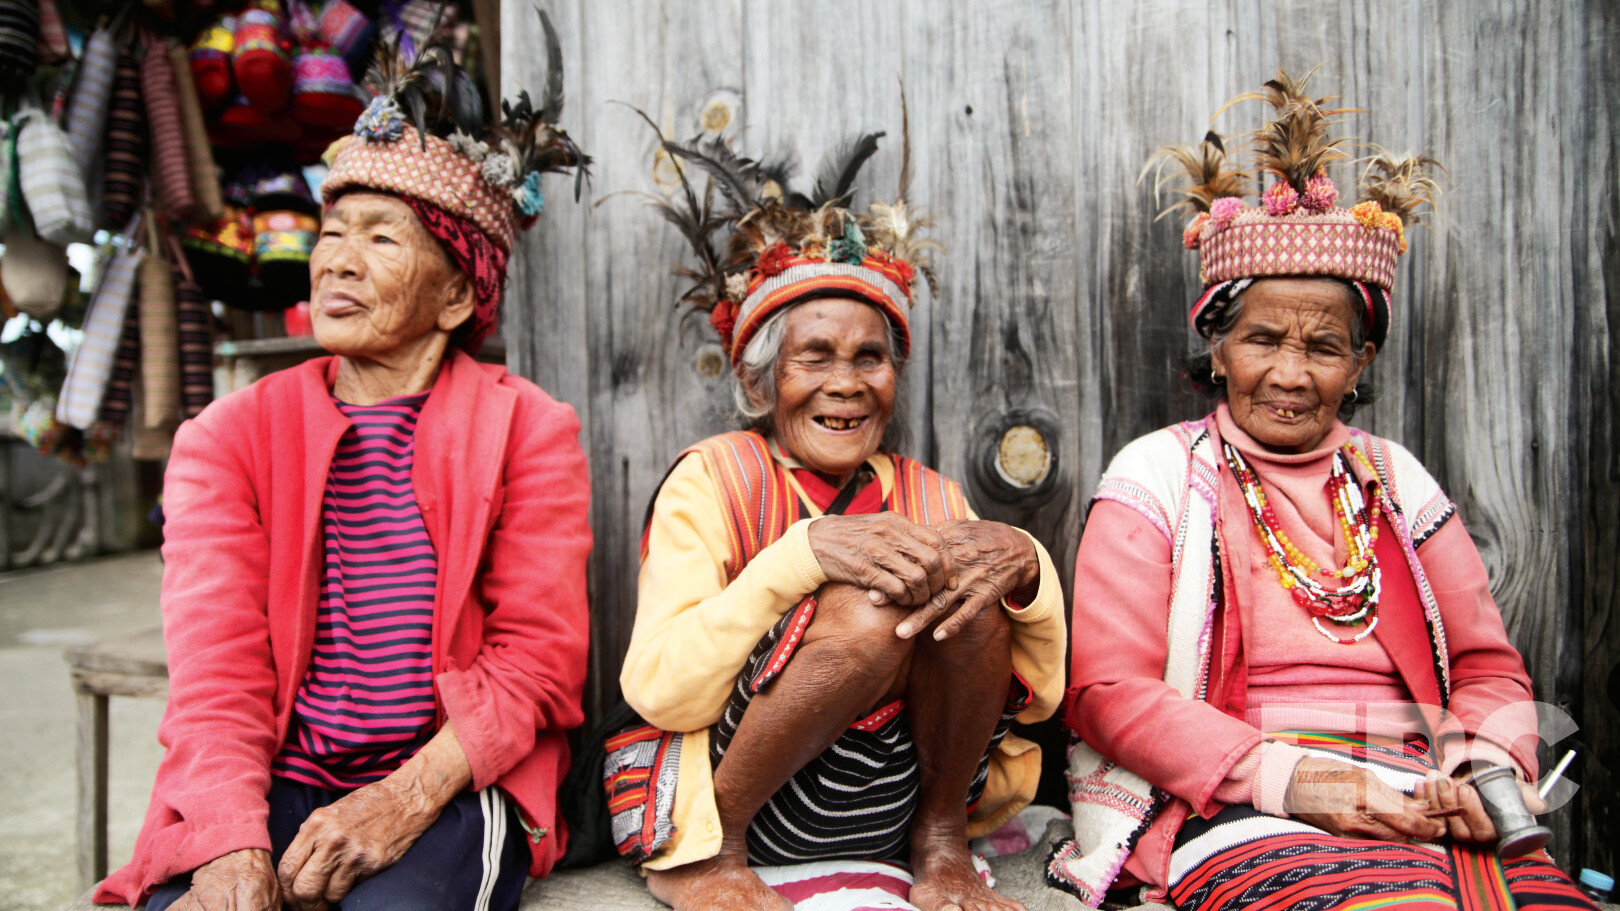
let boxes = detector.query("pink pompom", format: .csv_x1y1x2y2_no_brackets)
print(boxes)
1302,173,1339,211
1263,181,1300,217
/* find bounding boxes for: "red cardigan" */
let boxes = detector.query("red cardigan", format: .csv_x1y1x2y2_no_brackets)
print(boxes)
98,350,592,905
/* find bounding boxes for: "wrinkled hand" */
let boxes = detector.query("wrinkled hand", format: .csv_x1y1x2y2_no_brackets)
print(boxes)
1286,757,1446,843
1418,772,1546,845
169,848,279,911
276,775,438,910
894,519,1040,641
808,512,957,607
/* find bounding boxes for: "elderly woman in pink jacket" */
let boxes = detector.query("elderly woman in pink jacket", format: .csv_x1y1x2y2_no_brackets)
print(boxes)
1051,74,1594,911
98,37,592,911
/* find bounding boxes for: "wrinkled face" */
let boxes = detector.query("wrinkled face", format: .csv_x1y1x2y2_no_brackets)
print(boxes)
768,298,898,484
310,192,473,359
1211,277,1376,454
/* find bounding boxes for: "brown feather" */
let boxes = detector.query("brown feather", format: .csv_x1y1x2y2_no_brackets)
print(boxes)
1216,67,1362,192
1140,130,1250,220
1358,147,1447,225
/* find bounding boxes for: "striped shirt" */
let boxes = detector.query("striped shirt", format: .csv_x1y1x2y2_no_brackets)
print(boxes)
273,393,438,789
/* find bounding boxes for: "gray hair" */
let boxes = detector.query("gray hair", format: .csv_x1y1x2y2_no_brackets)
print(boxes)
1196,279,1375,416
731,302,910,450
1206,283,1370,356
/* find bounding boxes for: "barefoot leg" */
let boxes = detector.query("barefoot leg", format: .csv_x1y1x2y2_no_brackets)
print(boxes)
647,583,913,911
906,605,1026,911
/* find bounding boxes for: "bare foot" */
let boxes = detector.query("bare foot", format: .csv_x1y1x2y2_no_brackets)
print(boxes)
645,852,791,911
909,834,1026,911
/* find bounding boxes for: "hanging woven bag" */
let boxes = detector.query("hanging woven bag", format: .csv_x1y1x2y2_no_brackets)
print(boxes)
64,25,120,178
57,235,143,429
15,107,95,245
101,46,146,228
94,300,139,430
0,0,39,84
174,265,212,418
167,39,224,220
1,228,68,319
137,236,181,428
140,36,197,222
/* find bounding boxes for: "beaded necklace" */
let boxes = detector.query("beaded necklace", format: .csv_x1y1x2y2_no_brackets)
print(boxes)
1223,442,1383,644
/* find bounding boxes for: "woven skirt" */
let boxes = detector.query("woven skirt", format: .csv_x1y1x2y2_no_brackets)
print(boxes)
713,596,1031,865
1167,733,1597,911
605,595,1029,867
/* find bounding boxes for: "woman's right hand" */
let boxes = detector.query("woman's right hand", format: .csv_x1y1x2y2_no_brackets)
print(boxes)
807,513,957,607
170,848,281,911
1285,757,1447,843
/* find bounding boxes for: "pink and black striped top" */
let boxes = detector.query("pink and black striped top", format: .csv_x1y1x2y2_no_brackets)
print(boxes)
273,393,438,789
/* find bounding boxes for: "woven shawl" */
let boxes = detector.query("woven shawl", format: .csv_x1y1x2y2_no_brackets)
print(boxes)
1046,417,1456,908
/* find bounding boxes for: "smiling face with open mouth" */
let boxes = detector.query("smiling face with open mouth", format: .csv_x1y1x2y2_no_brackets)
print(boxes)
769,297,898,487
1212,277,1376,454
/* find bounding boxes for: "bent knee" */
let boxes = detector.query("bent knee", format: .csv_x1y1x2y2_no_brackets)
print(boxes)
806,582,913,660
934,599,1012,652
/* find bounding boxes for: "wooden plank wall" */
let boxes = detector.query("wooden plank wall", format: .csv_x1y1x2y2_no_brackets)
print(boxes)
501,0,1617,875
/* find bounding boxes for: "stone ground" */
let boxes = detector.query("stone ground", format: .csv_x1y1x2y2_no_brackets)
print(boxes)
0,551,166,911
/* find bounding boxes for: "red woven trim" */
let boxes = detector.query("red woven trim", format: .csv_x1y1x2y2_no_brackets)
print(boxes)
731,273,912,365
398,197,507,355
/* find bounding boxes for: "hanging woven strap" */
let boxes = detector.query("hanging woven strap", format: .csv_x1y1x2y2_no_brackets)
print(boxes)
58,241,144,429
138,219,180,427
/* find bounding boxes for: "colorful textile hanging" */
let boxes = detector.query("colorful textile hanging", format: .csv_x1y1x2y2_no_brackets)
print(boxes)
57,243,144,430
137,242,180,428
140,38,197,222
94,303,140,429
15,108,94,244
174,269,213,417
64,27,119,178
167,40,225,220
102,48,148,228
0,0,40,83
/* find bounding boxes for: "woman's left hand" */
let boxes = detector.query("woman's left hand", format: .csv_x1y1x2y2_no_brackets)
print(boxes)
894,519,1040,641
276,776,437,911
278,724,472,910
1418,772,1547,845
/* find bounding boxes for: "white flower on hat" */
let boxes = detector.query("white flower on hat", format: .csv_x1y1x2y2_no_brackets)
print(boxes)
448,131,490,162
481,151,519,188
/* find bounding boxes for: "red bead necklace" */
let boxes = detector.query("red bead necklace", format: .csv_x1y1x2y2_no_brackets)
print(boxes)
1223,442,1383,644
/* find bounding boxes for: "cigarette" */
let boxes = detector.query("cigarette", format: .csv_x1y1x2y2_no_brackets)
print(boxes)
1538,750,1575,800
1423,807,1466,818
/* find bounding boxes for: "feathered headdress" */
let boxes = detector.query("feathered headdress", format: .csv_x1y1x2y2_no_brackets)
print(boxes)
1157,67,1443,346
631,95,936,365
321,7,590,253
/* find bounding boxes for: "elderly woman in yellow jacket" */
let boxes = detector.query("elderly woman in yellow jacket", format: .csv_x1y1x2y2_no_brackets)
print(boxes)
609,126,1065,911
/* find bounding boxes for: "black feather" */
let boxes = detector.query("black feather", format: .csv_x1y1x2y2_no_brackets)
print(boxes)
811,131,884,207
538,8,566,125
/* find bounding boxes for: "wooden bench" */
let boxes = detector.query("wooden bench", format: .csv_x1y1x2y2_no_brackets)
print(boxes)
63,627,169,892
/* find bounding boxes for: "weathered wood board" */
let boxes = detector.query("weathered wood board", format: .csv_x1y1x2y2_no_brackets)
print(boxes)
502,0,1618,877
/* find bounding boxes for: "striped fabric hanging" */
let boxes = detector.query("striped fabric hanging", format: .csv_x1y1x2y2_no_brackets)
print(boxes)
140,38,197,222
93,302,140,430
15,109,94,245
167,40,224,220
174,268,213,417
57,243,144,429
0,0,40,83
137,243,180,428
101,48,147,228
64,28,119,178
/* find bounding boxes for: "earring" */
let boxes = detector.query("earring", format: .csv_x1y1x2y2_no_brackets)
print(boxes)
1345,388,1360,405
1211,370,1224,385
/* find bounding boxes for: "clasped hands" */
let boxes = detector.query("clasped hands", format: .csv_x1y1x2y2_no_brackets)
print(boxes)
1285,756,1546,845
806,513,1040,640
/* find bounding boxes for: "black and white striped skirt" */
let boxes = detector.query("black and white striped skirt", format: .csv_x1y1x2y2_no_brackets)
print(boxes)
711,597,1029,865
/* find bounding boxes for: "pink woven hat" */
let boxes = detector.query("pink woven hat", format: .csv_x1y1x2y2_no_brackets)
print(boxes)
1146,68,1442,349
319,8,589,352
639,98,936,366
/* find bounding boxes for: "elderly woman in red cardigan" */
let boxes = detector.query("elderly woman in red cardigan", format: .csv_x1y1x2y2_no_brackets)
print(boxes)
1049,73,1596,911
96,33,592,911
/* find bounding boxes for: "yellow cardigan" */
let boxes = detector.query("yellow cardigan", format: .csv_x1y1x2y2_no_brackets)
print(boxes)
620,446,1068,870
